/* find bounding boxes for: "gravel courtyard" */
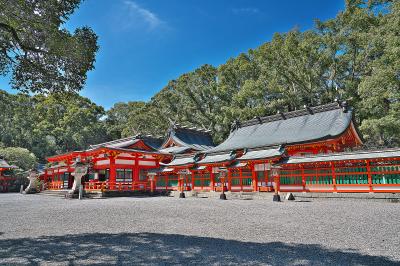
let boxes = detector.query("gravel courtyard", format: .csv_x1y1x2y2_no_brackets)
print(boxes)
0,194,399,265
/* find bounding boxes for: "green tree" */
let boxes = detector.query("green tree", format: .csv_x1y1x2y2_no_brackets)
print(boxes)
358,0,400,146
0,146,37,171
0,90,108,162
0,0,98,94
31,92,108,159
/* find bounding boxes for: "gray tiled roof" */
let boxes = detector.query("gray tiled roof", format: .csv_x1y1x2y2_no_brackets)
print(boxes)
283,148,400,164
172,126,215,150
0,159,15,169
166,156,195,166
158,146,191,154
207,103,354,153
237,147,284,161
197,153,236,164
90,135,163,150
0,159,10,168
161,125,215,154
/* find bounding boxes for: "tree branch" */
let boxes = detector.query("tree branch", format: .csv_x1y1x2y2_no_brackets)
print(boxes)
0,22,46,53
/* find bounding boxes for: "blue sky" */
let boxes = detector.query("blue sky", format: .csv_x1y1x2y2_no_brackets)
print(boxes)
1,0,344,110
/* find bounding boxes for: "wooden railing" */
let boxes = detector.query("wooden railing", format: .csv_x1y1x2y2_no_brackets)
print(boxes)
84,181,149,191
47,181,64,190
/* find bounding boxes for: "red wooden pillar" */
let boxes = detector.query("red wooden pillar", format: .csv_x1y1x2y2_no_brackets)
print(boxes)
238,169,242,191
227,169,232,191
252,164,258,192
57,167,60,189
133,154,139,190
109,156,116,190
274,173,280,195
191,170,195,191
301,166,306,192
44,169,48,185
366,160,373,192
150,177,155,193
277,173,280,193
209,167,215,191
331,162,337,192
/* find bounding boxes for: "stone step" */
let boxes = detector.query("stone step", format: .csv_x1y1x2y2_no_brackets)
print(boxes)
37,190,68,198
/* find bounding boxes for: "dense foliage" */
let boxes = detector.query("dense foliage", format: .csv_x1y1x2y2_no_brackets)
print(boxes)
0,0,98,94
0,90,108,162
0,0,399,162
0,146,37,171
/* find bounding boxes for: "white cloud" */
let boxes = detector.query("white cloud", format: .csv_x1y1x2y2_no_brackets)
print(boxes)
124,1,165,30
232,7,260,15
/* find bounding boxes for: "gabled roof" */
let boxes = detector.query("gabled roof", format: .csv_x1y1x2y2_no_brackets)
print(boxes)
197,152,236,164
90,135,163,151
90,137,140,149
158,146,191,154
237,147,285,161
166,155,195,166
160,124,215,154
0,159,17,169
207,102,358,153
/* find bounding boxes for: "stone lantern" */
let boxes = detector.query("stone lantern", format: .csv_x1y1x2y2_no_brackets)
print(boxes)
69,157,89,197
147,172,157,194
271,166,281,202
25,169,39,194
218,167,228,200
177,169,190,198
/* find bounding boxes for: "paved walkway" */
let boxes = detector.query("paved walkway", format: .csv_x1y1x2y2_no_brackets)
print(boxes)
0,194,399,265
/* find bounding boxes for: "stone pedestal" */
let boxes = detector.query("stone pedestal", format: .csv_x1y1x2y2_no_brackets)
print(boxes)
273,194,281,202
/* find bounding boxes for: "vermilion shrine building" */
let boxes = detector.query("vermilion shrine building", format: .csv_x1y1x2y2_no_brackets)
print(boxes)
0,158,17,192
45,102,400,194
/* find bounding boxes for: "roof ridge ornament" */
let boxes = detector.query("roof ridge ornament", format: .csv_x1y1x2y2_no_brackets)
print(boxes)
253,116,262,124
304,105,314,115
277,110,286,119
230,119,241,132
340,101,348,113
193,152,202,162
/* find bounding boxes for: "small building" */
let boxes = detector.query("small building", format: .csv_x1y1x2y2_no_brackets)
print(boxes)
0,158,18,192
45,135,170,191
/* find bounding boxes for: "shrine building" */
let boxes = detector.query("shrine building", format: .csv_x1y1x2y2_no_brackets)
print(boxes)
44,101,400,194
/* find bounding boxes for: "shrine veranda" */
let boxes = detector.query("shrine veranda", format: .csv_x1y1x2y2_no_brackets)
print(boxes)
31,102,400,195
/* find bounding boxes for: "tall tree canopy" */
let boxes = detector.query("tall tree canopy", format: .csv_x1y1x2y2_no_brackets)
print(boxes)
0,0,98,93
1,0,399,162
0,90,108,161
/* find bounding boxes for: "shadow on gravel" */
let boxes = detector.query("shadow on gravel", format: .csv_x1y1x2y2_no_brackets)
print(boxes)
0,233,397,265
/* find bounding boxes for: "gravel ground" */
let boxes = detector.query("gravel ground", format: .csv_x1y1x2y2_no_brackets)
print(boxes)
0,194,399,265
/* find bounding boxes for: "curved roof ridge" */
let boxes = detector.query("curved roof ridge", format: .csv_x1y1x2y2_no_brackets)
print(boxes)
207,102,355,153
173,124,212,135
89,136,137,149
161,123,215,152
238,102,342,129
